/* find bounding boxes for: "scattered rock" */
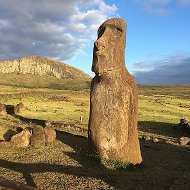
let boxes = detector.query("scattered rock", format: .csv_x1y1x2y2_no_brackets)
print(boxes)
14,102,24,113
152,138,159,143
44,126,56,143
178,137,190,146
63,96,71,102
0,103,7,115
30,125,45,147
177,118,190,135
0,141,13,149
143,135,151,141
48,96,71,102
11,128,31,148
45,121,52,127
17,102,24,109
76,102,86,106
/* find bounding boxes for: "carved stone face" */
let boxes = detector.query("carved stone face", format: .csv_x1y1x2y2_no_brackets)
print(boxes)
92,18,126,76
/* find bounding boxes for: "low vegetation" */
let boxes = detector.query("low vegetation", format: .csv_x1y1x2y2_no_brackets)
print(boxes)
0,73,91,91
0,84,190,189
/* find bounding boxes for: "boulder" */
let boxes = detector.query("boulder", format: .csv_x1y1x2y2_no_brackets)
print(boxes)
14,102,24,113
11,129,31,148
30,125,45,147
177,118,190,135
44,126,56,143
0,141,13,149
179,137,190,146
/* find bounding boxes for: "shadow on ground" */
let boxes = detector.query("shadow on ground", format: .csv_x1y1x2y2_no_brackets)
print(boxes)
1,130,190,189
138,121,184,138
5,104,46,127
2,108,190,189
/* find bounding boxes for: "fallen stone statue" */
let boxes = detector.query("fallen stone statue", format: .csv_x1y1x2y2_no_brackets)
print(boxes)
88,18,142,165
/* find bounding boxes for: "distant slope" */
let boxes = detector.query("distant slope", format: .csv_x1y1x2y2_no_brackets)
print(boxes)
0,56,91,90
0,56,91,79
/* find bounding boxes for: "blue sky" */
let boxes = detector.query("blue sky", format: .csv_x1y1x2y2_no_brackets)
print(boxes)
0,0,190,84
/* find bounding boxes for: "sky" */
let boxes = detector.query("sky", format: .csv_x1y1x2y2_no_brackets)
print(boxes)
0,0,190,84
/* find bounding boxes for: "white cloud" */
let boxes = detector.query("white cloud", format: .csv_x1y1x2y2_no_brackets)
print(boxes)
0,0,118,61
99,1,118,12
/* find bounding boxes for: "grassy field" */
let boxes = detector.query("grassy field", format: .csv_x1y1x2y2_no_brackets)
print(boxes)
0,73,91,91
0,84,190,189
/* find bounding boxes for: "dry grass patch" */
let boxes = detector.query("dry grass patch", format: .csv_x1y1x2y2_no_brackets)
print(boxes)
0,84,190,189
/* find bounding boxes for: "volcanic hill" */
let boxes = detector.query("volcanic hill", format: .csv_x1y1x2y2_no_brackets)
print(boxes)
0,56,90,79
0,56,91,90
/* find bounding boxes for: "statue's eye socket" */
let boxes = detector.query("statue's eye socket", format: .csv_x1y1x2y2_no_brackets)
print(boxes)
99,26,104,33
116,27,122,33
98,26,105,37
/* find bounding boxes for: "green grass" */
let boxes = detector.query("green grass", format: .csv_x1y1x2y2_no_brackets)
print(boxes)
87,154,130,169
0,73,91,91
0,84,190,189
0,84,190,135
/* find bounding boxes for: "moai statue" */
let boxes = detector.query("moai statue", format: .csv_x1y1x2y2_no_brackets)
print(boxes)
88,18,142,165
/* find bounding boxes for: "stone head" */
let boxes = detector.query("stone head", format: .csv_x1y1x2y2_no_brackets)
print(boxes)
92,18,127,76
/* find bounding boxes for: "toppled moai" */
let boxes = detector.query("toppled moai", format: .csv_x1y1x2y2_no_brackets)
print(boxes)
30,125,56,147
88,18,142,165
44,126,56,143
30,125,46,147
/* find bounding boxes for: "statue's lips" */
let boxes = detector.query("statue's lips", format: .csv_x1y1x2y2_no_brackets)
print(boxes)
94,51,102,56
94,50,105,56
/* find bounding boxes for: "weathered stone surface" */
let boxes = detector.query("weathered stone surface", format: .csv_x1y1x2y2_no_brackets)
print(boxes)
14,102,24,114
0,104,6,115
44,126,56,143
30,125,45,147
179,137,190,146
88,18,142,165
11,129,31,148
0,141,13,149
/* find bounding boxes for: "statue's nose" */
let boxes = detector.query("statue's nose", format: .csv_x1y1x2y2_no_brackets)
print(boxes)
94,38,105,50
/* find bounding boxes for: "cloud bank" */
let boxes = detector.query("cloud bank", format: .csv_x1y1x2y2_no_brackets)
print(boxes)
133,54,190,84
0,0,118,61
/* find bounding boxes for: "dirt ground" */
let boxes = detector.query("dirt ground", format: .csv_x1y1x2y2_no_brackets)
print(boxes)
0,126,190,190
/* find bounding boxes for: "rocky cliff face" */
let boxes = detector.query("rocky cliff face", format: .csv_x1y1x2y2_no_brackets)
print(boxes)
0,56,90,79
